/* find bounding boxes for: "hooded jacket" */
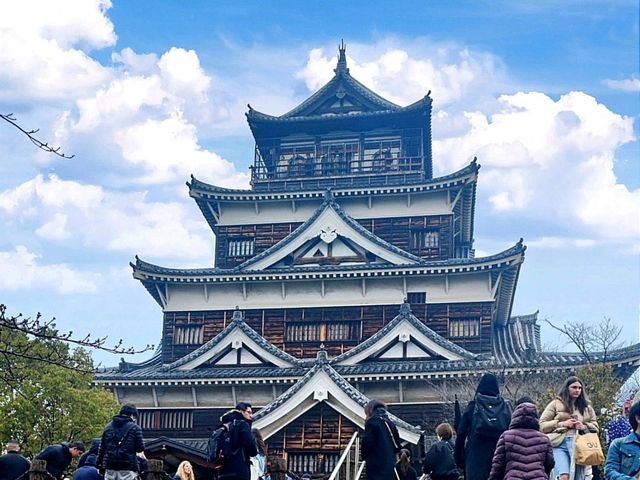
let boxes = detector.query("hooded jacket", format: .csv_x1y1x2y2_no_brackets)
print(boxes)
454,373,511,480
97,414,145,472
488,402,555,480
73,454,104,480
361,407,401,480
0,450,30,480
217,409,258,480
35,443,74,479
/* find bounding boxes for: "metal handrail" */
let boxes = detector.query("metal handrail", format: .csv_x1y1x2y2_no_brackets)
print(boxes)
327,431,363,480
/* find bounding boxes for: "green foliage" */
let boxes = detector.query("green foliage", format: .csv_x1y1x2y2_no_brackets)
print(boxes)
0,325,119,456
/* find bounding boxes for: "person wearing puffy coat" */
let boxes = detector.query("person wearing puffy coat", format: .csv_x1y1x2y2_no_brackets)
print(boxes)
488,401,555,480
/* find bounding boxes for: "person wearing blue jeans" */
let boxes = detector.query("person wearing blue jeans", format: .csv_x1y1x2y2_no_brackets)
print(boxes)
604,400,640,479
540,376,599,480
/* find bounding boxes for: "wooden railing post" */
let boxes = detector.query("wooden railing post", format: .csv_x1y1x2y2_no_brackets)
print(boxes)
146,459,166,480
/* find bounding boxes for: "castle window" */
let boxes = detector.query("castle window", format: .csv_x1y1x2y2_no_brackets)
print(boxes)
174,325,204,345
406,292,426,304
228,237,255,257
325,321,361,341
286,323,321,342
448,318,480,337
138,410,193,430
410,229,439,250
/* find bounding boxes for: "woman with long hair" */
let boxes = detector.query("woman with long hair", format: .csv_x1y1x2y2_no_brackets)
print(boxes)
173,461,195,480
251,428,267,480
362,399,401,480
540,376,599,480
394,448,417,480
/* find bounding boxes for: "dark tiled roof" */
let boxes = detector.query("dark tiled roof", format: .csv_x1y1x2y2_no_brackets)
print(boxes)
332,302,476,364
493,312,541,364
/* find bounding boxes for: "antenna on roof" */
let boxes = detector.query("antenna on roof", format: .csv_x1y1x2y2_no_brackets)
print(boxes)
335,39,349,74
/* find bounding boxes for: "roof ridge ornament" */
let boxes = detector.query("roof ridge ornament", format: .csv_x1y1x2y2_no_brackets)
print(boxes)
324,188,334,202
232,306,244,323
316,343,329,364
399,300,412,316
334,39,349,74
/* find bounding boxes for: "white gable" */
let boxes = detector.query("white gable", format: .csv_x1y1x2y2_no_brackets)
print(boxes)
334,319,467,366
252,368,420,444
175,328,296,370
241,204,419,271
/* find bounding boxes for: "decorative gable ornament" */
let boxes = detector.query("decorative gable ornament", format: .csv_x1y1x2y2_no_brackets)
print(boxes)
320,226,338,244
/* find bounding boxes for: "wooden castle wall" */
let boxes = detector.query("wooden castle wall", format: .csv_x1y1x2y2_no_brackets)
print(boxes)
214,214,453,268
162,301,493,364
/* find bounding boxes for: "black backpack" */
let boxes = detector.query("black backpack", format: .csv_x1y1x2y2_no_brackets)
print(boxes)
471,393,511,439
207,420,238,470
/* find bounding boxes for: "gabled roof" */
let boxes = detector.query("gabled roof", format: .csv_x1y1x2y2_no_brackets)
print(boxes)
246,43,431,128
252,347,422,444
332,302,476,366
493,311,541,364
237,191,422,271
161,308,303,371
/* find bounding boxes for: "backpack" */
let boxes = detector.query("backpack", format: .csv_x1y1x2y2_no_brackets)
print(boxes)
471,393,510,439
207,420,238,470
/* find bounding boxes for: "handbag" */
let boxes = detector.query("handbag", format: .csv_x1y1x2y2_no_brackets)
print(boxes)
574,432,604,466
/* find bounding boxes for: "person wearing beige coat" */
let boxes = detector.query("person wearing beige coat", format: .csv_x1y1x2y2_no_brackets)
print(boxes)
540,376,599,480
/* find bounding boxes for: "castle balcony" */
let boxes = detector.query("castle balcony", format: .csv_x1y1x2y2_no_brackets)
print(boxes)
250,129,428,191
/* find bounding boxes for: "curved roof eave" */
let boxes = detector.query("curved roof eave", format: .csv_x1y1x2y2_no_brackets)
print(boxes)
188,160,479,201
131,240,525,284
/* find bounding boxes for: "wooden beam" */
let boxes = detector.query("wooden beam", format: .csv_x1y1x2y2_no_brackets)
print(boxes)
203,284,209,302
242,282,248,300
191,386,198,407
152,386,159,407
206,202,219,223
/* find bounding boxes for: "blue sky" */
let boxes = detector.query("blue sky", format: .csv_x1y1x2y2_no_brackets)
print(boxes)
0,0,638,366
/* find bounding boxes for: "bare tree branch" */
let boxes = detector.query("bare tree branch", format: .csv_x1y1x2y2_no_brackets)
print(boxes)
545,318,594,362
1,113,75,158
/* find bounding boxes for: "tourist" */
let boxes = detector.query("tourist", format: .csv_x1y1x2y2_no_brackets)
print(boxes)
173,460,195,480
265,457,293,480
422,423,460,480
217,402,258,480
362,399,401,480
78,440,101,468
96,403,146,480
73,454,103,480
250,428,267,480
0,439,30,480
35,441,85,479
454,373,511,480
604,400,640,478
488,400,554,480
540,376,599,480
395,448,418,480
607,398,633,444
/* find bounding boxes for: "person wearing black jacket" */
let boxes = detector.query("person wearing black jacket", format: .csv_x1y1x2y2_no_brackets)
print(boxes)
97,404,145,480
217,402,258,480
423,423,460,480
454,373,511,480
35,441,85,479
78,440,101,469
361,399,401,480
73,454,104,480
0,440,30,480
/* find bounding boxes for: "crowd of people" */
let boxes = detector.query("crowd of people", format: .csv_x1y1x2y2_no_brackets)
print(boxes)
360,373,640,480
1,378,639,480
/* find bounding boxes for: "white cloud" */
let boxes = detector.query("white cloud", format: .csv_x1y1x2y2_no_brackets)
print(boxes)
528,237,598,249
0,0,114,101
295,41,504,106
603,77,640,92
0,175,215,261
0,245,99,294
433,91,639,245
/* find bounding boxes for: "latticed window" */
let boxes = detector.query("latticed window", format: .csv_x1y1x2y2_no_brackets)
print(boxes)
286,323,321,342
448,318,480,337
138,410,193,430
228,237,255,257
410,229,439,249
326,322,361,341
174,325,204,345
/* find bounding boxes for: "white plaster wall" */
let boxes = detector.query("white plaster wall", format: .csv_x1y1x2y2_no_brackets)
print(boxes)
155,386,194,407
359,381,401,403
196,386,235,405
164,271,494,312
217,191,452,226
234,384,275,406
118,387,155,407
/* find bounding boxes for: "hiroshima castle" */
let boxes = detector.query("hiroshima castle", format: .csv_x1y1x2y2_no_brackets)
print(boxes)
95,44,640,477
